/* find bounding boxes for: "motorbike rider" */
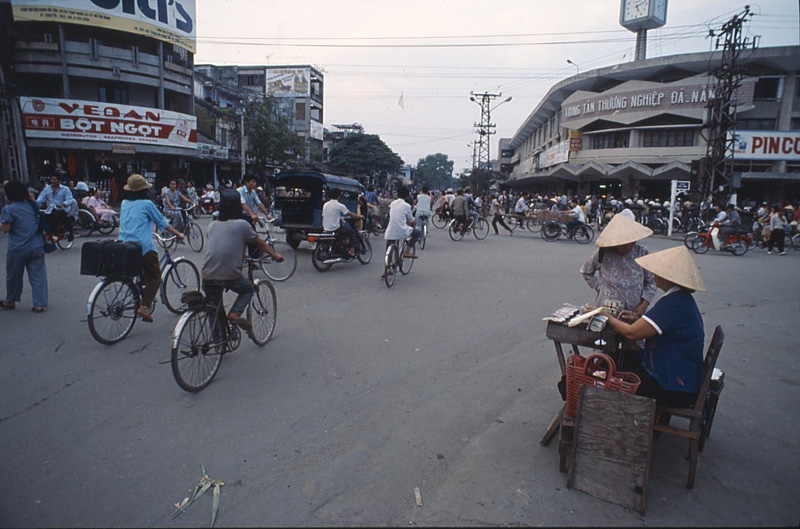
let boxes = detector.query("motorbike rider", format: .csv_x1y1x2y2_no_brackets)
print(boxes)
717,203,741,248
36,174,76,241
322,187,363,258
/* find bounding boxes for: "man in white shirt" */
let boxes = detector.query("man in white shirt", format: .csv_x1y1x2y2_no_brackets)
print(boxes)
384,187,420,260
514,191,531,220
413,186,433,228
322,188,363,257
566,199,586,238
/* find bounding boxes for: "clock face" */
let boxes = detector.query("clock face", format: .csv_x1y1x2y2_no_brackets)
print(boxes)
622,0,649,22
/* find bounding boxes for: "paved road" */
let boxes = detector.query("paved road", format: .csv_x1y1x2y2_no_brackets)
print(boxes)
1,219,798,527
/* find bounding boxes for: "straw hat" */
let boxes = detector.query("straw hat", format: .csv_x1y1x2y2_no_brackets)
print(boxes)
595,214,652,247
635,246,706,292
124,174,151,191
784,204,795,211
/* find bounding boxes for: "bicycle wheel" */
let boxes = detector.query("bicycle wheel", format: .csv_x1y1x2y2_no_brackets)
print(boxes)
74,210,95,238
56,232,74,249
574,225,594,244
472,218,489,240
432,213,447,229
689,234,709,254
449,221,465,241
162,258,201,314
187,222,204,252
261,240,297,281
171,307,224,392
527,217,543,233
356,236,373,264
541,221,560,241
95,216,117,235
87,278,138,345
384,245,397,288
506,215,519,230
247,279,277,345
400,241,415,275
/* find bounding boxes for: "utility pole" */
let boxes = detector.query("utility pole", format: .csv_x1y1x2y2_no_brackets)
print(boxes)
470,92,500,172
696,6,757,205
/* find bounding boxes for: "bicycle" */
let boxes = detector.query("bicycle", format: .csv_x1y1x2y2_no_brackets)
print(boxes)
74,207,118,238
383,237,415,288
253,216,298,281
432,208,452,229
417,213,430,250
448,216,489,241
541,219,595,244
170,257,277,392
86,232,200,345
179,204,204,252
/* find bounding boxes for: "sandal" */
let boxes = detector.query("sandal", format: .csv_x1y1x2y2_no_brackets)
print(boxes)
228,315,251,329
1,301,16,310
136,308,154,323
31,307,45,313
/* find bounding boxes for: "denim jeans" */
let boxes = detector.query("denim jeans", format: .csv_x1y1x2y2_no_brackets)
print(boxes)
203,276,254,315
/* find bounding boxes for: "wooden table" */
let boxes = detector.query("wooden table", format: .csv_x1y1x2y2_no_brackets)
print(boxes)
541,320,619,471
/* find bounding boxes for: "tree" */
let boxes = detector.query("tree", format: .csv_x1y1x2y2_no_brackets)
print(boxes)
244,98,305,174
415,153,454,190
328,133,404,186
458,168,502,194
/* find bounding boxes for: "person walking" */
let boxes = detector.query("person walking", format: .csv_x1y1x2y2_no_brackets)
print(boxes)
0,181,48,312
766,205,787,255
491,194,513,235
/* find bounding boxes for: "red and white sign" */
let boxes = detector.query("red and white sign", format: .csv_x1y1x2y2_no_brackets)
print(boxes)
730,131,800,161
20,97,197,150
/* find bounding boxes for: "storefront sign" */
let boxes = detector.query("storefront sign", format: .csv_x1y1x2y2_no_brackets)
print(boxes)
111,143,135,154
539,141,570,169
569,130,582,151
562,81,754,124
20,97,197,149
11,0,196,53
197,142,229,160
730,130,800,161
266,68,310,97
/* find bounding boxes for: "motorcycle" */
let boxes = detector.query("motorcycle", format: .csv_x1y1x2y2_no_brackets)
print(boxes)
308,225,372,272
684,222,755,256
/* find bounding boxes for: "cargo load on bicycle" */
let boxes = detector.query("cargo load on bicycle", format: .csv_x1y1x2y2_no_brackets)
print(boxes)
80,240,142,278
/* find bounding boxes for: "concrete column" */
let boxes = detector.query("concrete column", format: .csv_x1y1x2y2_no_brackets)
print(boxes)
775,72,796,174
58,25,70,98
157,41,165,109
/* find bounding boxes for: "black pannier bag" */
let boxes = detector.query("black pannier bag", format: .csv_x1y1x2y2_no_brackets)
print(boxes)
81,240,143,278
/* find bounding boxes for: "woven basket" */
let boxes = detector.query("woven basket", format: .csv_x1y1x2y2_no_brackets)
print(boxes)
565,353,641,417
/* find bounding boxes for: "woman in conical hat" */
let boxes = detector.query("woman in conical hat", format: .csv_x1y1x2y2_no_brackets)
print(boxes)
605,245,707,408
580,214,656,366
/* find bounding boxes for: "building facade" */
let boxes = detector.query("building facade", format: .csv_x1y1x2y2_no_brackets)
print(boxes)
1,0,198,195
507,46,800,204
195,64,324,166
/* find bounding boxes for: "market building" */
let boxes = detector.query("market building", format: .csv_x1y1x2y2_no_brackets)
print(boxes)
506,45,800,204
0,0,198,197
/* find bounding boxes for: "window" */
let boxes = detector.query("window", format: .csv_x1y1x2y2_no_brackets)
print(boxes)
98,84,128,105
640,129,694,147
590,131,629,149
737,118,776,131
310,105,322,122
753,77,780,100
295,102,306,120
791,119,800,131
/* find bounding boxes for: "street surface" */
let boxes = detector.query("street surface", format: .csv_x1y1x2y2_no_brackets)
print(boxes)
1,218,798,527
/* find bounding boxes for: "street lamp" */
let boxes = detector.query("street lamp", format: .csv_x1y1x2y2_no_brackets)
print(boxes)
566,59,580,74
491,96,512,112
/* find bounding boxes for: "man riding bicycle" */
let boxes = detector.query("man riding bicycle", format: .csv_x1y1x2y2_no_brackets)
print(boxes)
203,189,283,328
322,187,364,258
451,188,469,232
566,199,586,238
413,186,433,229
382,187,420,278
464,187,480,229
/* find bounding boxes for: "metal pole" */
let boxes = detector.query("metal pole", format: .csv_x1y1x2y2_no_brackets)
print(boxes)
668,180,677,237
240,111,246,181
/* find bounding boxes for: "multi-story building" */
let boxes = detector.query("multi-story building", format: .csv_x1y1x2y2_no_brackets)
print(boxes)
507,45,800,204
1,0,198,195
195,64,324,166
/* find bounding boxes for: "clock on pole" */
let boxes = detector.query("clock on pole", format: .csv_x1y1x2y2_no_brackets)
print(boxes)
620,0,668,61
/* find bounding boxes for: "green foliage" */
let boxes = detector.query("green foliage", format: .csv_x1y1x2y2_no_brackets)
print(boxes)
459,168,503,194
328,134,404,184
244,99,305,170
415,153,454,190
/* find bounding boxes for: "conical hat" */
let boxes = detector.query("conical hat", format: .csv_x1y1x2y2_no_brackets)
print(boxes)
635,246,706,292
595,214,653,247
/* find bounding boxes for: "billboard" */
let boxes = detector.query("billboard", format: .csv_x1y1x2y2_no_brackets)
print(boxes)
20,97,197,149
540,141,570,169
266,68,310,98
730,131,800,161
11,0,196,53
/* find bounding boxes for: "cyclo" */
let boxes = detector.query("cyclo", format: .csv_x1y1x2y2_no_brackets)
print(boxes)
272,171,365,249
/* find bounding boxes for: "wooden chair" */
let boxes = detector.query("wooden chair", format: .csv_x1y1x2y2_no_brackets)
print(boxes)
653,325,724,489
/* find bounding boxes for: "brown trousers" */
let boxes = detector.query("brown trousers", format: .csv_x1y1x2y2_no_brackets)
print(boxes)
141,251,161,307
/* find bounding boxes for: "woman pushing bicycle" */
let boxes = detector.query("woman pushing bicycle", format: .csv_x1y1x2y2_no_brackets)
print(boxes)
118,174,184,323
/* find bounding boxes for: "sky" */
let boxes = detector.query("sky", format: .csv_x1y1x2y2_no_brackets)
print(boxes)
194,0,800,173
